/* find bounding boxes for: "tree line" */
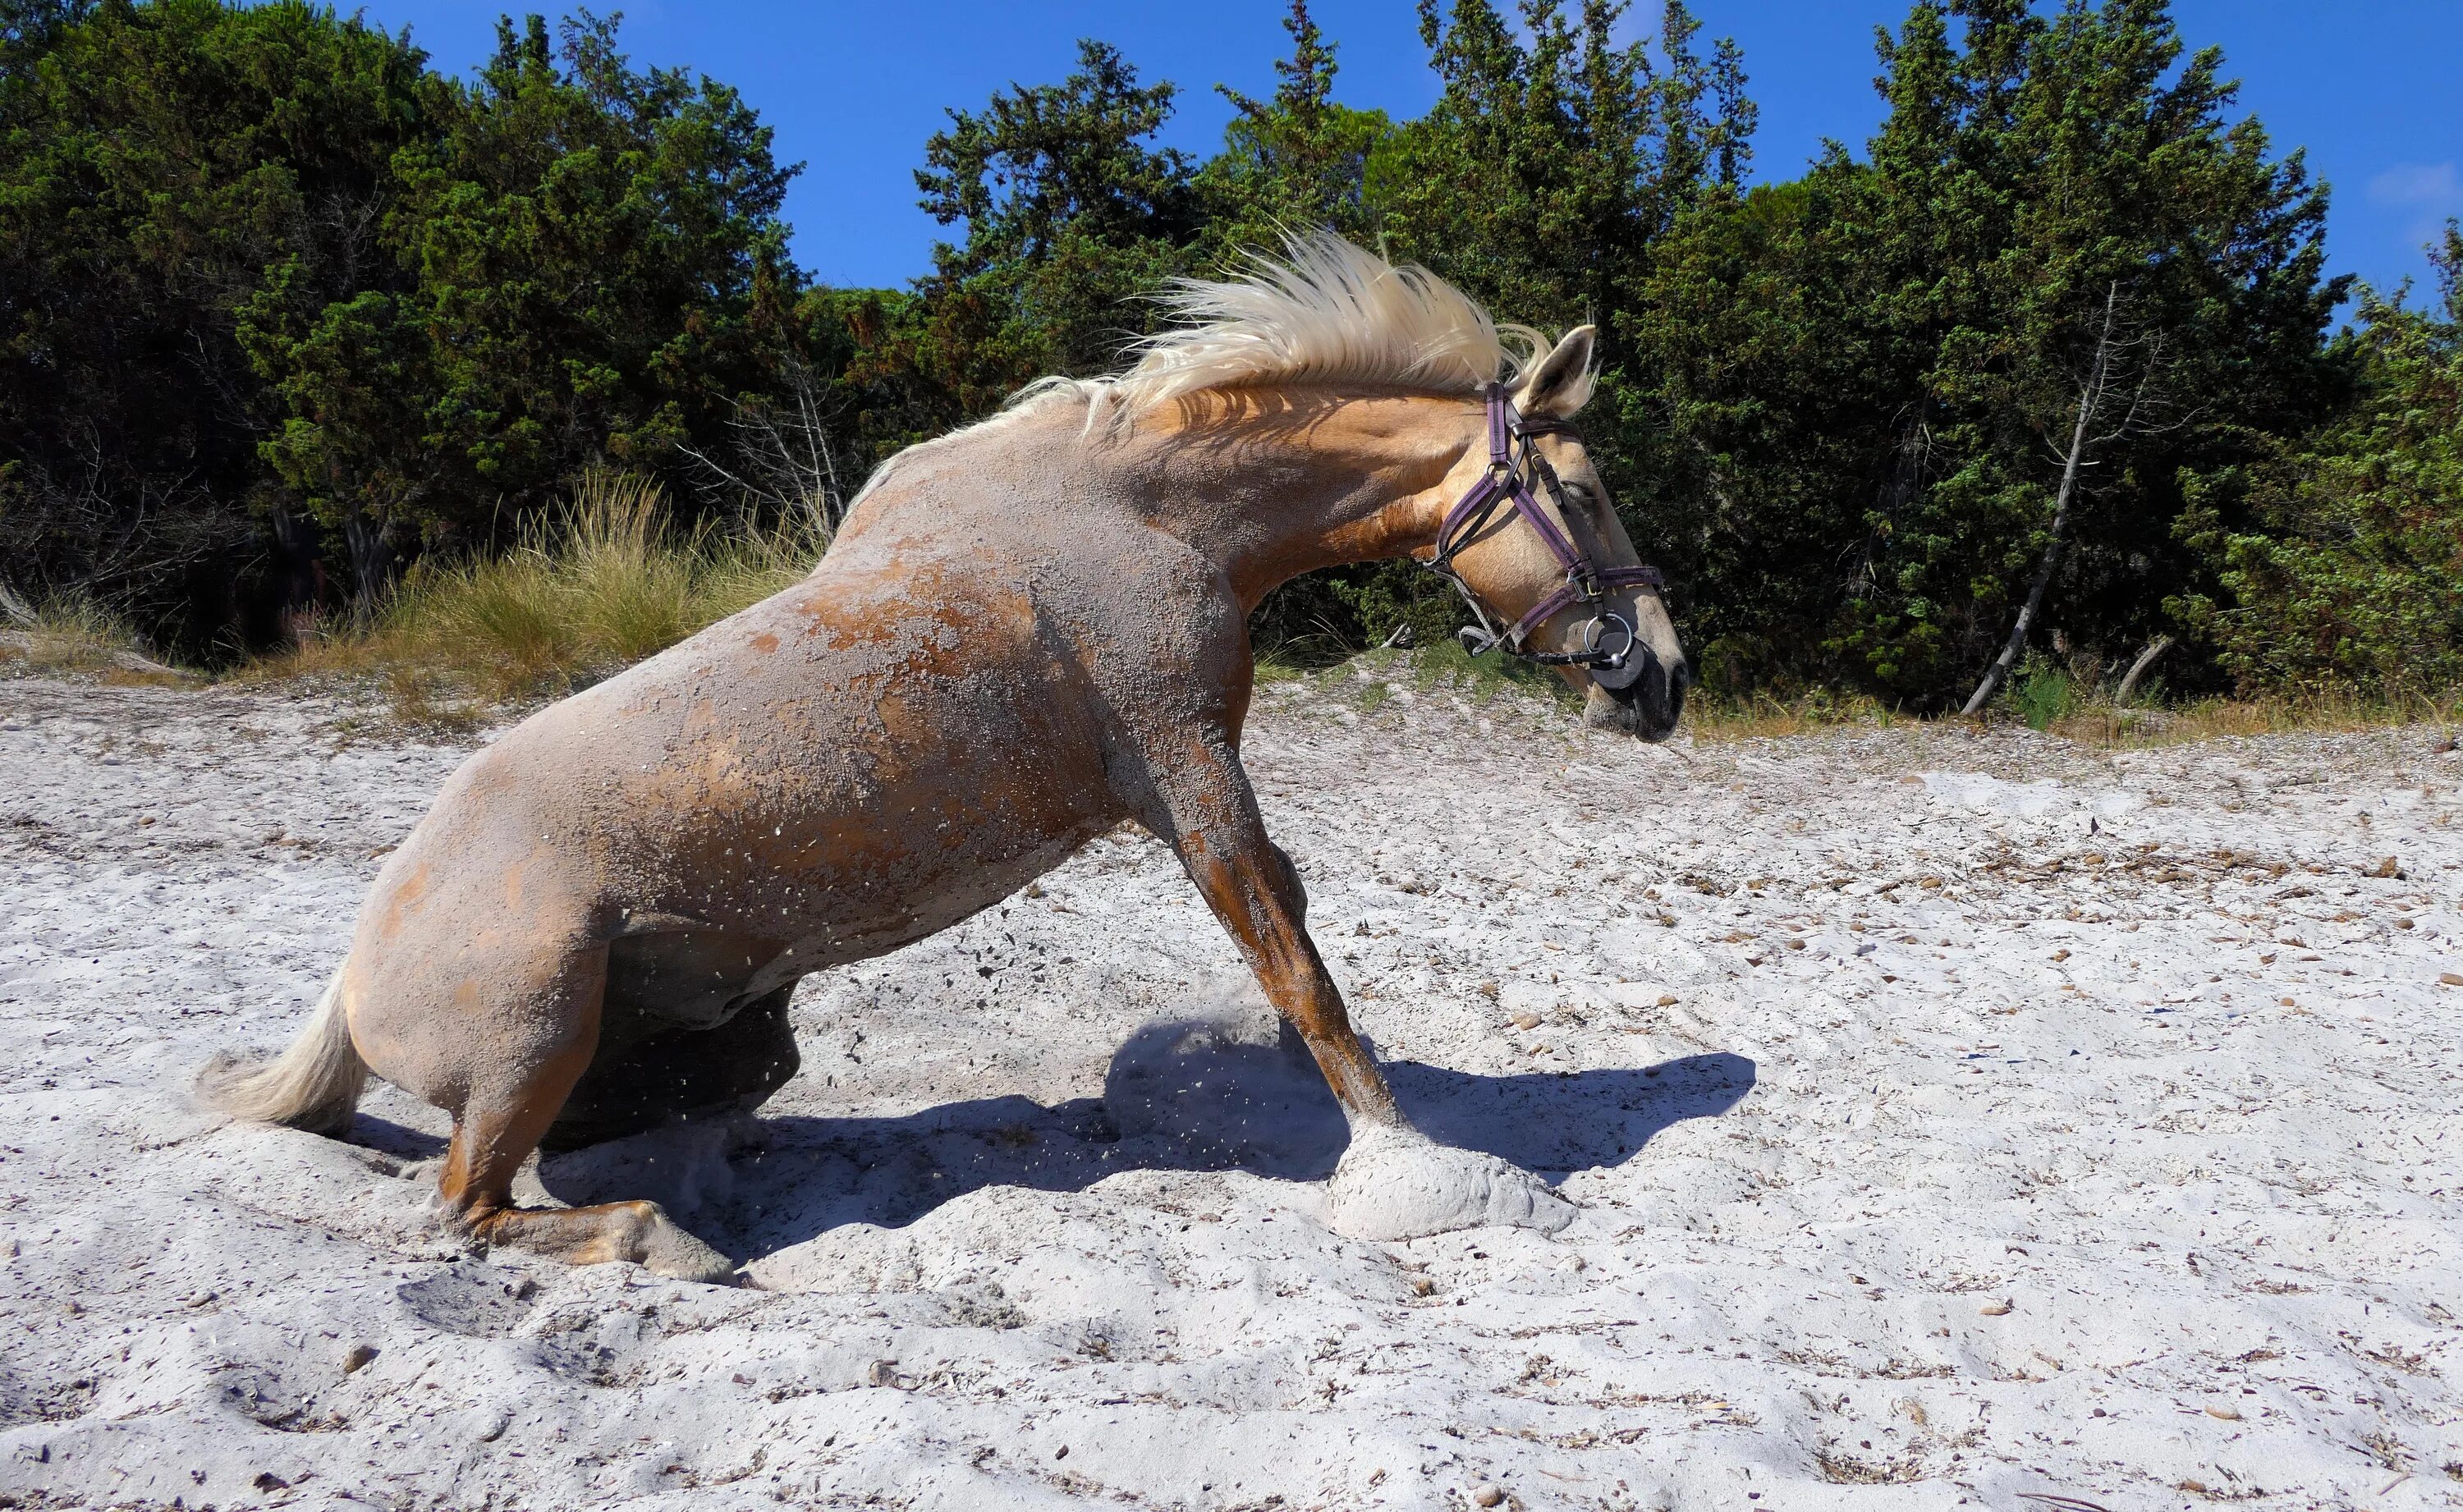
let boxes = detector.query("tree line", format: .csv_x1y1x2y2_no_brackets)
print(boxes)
2,0,2455,706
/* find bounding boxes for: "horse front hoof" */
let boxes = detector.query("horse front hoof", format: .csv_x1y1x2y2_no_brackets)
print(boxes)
1323,1125,1578,1242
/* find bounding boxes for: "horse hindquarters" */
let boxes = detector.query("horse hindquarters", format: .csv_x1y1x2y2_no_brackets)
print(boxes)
344,889,738,1283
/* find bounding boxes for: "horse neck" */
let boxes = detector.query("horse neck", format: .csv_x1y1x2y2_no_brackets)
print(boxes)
1132,391,1476,613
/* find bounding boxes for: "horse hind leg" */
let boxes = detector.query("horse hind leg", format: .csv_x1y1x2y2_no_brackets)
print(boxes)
427,943,737,1285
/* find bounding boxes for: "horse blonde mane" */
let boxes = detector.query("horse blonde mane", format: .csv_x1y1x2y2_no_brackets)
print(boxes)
846,232,1558,512
1106,231,1544,415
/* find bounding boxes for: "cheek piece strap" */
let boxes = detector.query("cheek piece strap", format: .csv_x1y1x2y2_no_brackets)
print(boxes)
1422,384,1665,669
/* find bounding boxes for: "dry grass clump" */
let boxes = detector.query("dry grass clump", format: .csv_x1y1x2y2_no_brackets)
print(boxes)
255,470,821,715
0,584,193,685
1985,655,2456,748
1685,687,1899,742
2057,688,2458,749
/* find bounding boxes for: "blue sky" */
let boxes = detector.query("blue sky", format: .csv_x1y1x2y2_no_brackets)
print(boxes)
363,2,2463,306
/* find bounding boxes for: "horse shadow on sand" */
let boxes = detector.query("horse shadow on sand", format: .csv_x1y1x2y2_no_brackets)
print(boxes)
503,1019,1754,1258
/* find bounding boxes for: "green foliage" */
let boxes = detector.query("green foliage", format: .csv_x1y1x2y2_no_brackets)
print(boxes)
1381,0,1752,342
241,12,798,607
0,0,439,648
2007,657,2080,730
1624,0,2346,706
1198,2,1396,255
2,0,2453,704
906,39,1204,414
0,2,798,649
2176,225,2463,696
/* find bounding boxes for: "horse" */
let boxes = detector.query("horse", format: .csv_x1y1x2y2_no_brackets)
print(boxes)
202,233,1688,1281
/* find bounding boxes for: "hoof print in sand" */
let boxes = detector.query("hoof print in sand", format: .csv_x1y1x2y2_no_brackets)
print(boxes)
1323,1125,1576,1241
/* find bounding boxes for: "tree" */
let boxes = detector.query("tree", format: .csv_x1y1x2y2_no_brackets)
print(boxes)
2,3,801,638
907,39,1204,417
0,0,437,644
1621,0,2346,705
2175,224,2463,697
1199,2,1396,259
1379,0,1752,347
318,12,795,598
1961,279,2185,713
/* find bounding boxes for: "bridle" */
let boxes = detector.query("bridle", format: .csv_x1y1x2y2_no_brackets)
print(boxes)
1424,384,1665,671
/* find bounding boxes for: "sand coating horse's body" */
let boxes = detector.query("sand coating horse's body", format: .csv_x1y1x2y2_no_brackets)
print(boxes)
206,236,1687,1281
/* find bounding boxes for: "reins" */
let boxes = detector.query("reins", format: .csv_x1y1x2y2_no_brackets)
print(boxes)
1423,384,1664,671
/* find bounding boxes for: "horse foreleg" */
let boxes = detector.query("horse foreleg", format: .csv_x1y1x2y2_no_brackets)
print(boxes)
1149,768,1402,1131
1146,746,1575,1241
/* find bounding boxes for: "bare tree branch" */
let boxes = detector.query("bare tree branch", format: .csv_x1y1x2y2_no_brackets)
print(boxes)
2114,633,2174,705
1962,281,2124,717
678,356,851,546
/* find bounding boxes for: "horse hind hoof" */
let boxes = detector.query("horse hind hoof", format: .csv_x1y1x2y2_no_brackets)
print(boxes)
635,1220,741,1285
1323,1126,1578,1242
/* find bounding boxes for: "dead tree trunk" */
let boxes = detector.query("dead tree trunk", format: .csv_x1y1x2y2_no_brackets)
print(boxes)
2114,633,2173,705
1962,283,2121,718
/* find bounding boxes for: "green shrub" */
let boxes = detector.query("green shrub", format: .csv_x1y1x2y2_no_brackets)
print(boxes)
2176,231,2463,699
2007,657,2080,731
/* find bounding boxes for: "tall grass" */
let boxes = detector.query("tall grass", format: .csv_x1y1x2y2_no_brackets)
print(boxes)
255,470,822,710
0,583,190,684
2050,685,2459,748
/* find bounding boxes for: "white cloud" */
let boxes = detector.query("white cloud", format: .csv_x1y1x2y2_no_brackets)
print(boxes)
2367,161,2461,208
2361,162,2461,274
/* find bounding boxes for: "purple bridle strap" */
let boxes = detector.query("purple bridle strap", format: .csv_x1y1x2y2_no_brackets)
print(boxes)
1429,387,1664,660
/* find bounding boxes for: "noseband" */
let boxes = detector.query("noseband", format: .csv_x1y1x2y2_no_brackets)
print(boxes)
1424,384,1664,669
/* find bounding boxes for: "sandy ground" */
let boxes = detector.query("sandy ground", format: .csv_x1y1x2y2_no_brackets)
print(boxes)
0,667,2458,1512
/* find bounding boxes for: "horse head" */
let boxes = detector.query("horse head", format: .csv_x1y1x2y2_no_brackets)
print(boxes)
1423,325,1689,740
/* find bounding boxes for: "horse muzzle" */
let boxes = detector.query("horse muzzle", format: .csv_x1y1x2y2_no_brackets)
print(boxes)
1584,648,1688,741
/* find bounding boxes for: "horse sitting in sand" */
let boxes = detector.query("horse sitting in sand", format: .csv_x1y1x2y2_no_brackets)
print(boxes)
203,233,1688,1281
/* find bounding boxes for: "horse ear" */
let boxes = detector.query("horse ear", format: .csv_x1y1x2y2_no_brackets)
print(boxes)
1514,325,1598,419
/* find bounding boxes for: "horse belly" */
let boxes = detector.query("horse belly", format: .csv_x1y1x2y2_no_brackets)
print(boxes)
782,816,1114,969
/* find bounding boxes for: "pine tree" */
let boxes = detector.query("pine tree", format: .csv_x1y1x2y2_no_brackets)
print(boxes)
2178,224,2463,694
1624,0,2345,704
1199,1,1395,259
908,40,1204,415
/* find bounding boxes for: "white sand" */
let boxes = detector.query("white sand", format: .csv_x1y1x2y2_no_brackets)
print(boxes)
1,670,2457,1510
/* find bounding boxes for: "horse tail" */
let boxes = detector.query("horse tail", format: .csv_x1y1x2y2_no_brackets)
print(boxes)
196,970,367,1136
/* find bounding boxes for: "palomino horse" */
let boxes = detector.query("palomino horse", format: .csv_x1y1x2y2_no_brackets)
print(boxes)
204,234,1687,1281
